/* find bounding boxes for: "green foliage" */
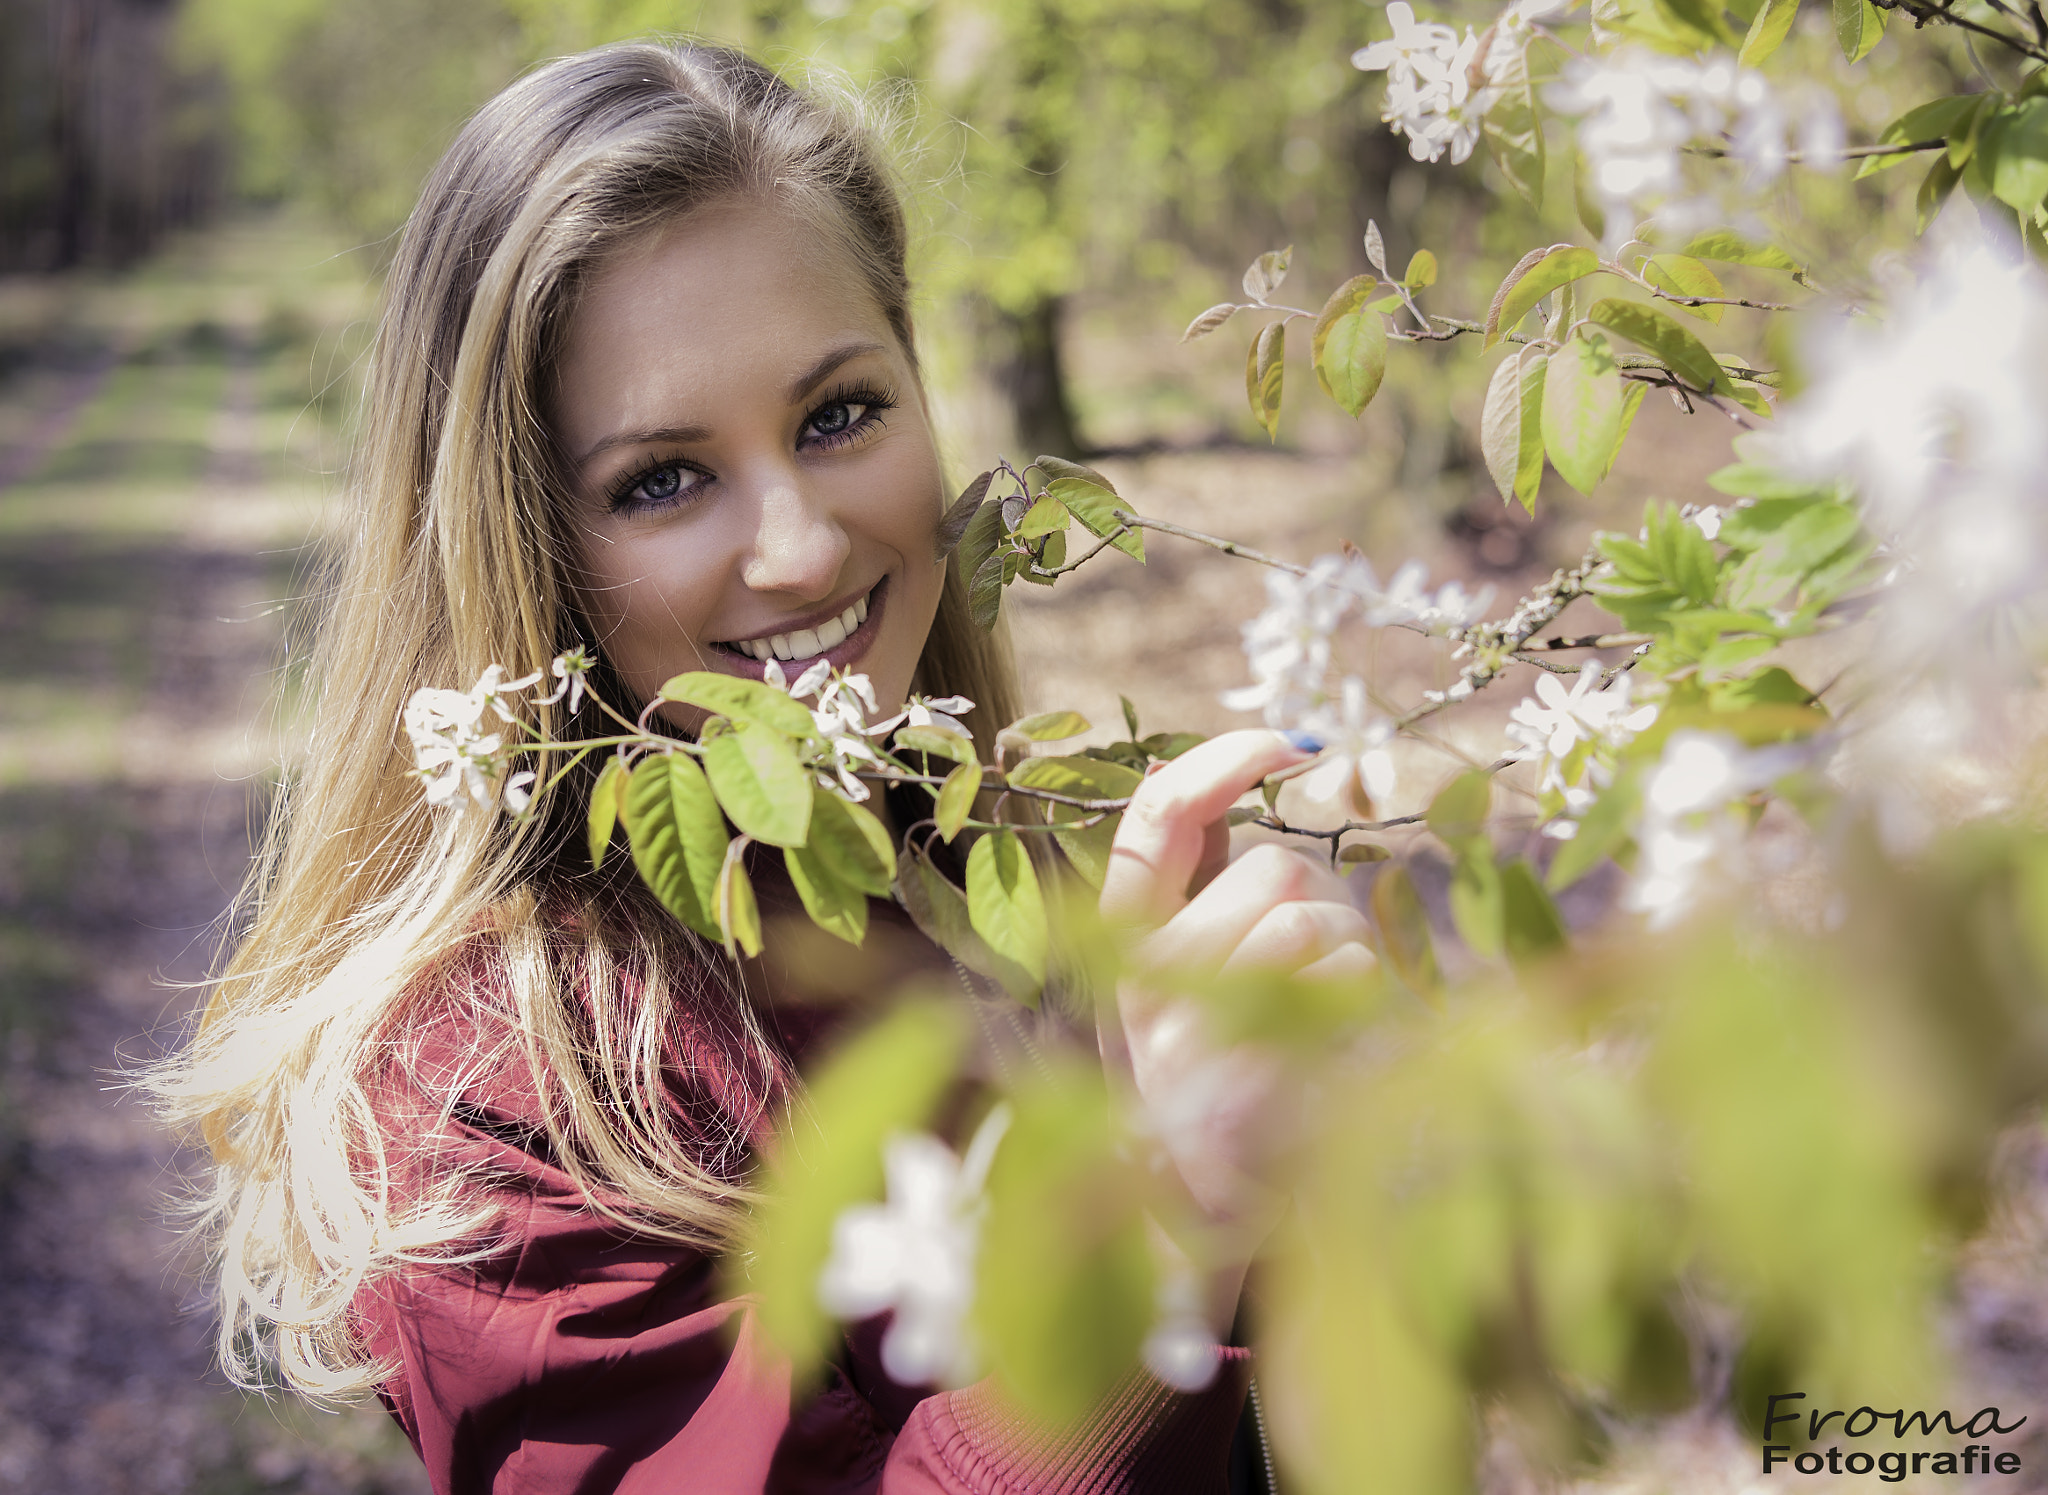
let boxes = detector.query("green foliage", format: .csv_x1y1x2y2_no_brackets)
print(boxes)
975,1065,1155,1426
587,755,626,871
785,789,896,945
702,722,813,848
624,753,727,941
1541,331,1626,496
1485,245,1604,349
1246,320,1285,441
967,830,1049,997
741,1001,969,1376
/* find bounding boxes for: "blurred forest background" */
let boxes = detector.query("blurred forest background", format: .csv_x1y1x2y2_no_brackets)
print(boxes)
0,0,1991,1489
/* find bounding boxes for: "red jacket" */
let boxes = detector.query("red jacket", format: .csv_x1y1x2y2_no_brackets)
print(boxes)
350,909,1251,1494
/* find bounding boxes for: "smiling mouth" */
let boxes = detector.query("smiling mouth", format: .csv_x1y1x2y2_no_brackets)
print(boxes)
711,580,882,665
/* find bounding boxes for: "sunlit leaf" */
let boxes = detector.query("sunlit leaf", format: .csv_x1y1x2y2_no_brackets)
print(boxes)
1482,45,1546,207
1679,229,1810,284
1991,99,2048,213
715,839,763,957
658,672,815,737
703,721,813,848
1541,332,1626,496
1854,93,1982,177
895,724,978,765
1449,852,1505,958
969,551,1007,631
587,755,627,871
624,752,727,940
1315,310,1388,418
893,843,1035,998
1832,0,1885,60
1587,297,1731,395
1738,0,1800,65
1500,858,1568,960
936,761,980,842
967,830,1048,991
1485,244,1603,349
1643,253,1725,323
1247,319,1285,442
1370,863,1440,996
975,1069,1154,1426
1005,710,1092,743
1403,249,1438,289
1015,493,1070,541
741,1001,968,1374
1547,773,1642,891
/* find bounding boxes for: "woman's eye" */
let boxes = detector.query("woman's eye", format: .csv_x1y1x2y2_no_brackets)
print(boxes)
807,401,867,440
611,461,701,512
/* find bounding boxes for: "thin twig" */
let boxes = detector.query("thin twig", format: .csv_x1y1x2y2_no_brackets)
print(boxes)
1869,0,2048,60
1685,136,1948,163
1113,513,1315,578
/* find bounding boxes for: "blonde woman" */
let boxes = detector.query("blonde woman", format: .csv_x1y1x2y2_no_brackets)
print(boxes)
152,40,1376,1494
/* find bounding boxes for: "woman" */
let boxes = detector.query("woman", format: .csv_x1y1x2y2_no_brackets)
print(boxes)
151,39,1375,1494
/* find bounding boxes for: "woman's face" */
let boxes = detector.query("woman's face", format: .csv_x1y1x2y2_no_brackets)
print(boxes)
552,197,947,728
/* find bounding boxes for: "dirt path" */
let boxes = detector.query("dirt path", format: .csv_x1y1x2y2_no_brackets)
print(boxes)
0,229,428,1494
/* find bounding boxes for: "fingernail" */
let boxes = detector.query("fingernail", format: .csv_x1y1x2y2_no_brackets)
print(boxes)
1280,730,1324,753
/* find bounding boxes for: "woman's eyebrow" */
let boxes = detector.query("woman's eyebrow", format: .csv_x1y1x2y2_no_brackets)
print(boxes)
574,421,713,469
784,339,887,404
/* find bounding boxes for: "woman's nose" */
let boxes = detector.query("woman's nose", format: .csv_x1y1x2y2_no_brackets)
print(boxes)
741,475,851,601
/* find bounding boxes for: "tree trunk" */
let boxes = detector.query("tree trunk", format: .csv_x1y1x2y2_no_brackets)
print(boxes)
994,295,1086,461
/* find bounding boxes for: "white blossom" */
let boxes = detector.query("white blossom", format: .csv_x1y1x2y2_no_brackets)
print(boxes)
1142,1264,1221,1393
1221,556,1357,725
1548,49,1839,247
403,665,542,812
1507,663,1659,770
538,647,595,715
1622,730,1805,927
816,1106,1010,1387
1352,2,1485,165
1293,676,1398,816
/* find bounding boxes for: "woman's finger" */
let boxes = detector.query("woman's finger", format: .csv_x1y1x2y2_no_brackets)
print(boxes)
1099,730,1309,927
1294,942,1380,984
1138,841,1344,969
1219,900,1374,975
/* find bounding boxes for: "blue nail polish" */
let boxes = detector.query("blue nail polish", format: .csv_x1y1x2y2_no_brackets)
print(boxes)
1281,730,1325,753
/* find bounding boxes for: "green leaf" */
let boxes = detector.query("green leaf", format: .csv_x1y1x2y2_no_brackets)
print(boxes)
715,840,763,958
1046,478,1144,561
658,672,816,737
976,1071,1154,1427
1832,0,1885,60
1247,320,1285,442
1480,351,1529,505
1587,298,1730,395
703,721,813,848
784,790,894,945
1643,253,1726,323
809,787,895,893
895,724,978,765
1404,249,1439,289
1500,859,1568,960
1314,310,1388,417
1855,94,1983,177
1738,0,1800,65
966,831,1048,993
1541,332,1626,496
742,1001,967,1372
1546,773,1642,891
1120,695,1142,740
1313,275,1378,357
1007,753,1142,800
1708,463,1836,502
1449,851,1505,959
1369,863,1440,996
1514,354,1548,512
1482,45,1546,207
892,843,1034,997
1014,493,1070,541
969,551,1007,631
1485,245,1604,349
935,762,980,842
1427,770,1493,853
1679,230,1809,284
1916,151,1964,233
1243,245,1292,301
1992,99,2048,213
1005,711,1091,743
1654,0,1742,45
588,755,627,871
624,754,729,940
1606,382,1648,483
1181,302,1240,342
957,488,1008,593
934,471,993,561
1575,152,1608,242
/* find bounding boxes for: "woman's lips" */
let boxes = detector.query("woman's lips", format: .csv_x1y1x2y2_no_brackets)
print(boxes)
707,576,889,682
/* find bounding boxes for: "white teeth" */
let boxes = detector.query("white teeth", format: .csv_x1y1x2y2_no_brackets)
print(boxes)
771,634,793,661
853,593,869,624
838,602,860,635
788,627,822,658
724,587,874,662
816,615,848,651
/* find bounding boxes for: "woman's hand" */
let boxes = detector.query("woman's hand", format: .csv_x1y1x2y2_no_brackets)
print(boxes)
1096,731,1377,1289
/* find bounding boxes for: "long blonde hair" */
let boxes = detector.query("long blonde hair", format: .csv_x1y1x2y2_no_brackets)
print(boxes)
146,39,1020,1401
